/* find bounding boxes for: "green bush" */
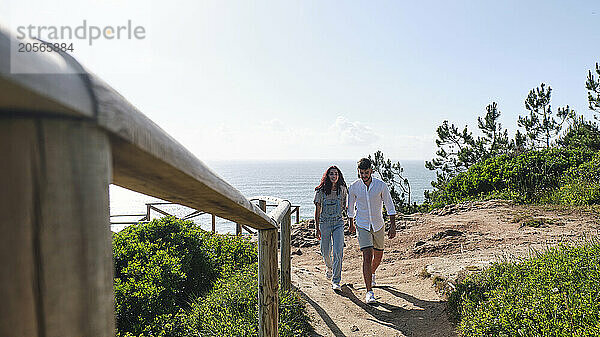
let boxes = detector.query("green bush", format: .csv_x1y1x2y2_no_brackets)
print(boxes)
552,152,600,205
449,242,600,336
425,148,595,207
557,119,600,152
188,263,312,337
113,217,257,336
202,230,258,277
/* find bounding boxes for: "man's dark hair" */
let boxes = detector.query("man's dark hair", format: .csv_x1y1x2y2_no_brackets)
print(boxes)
357,158,372,170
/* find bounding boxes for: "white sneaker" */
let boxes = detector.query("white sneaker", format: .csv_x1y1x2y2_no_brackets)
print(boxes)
332,282,341,291
371,273,376,287
365,290,376,304
326,268,333,280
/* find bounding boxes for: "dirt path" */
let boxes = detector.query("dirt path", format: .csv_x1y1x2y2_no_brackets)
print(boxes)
290,201,600,337
293,249,456,337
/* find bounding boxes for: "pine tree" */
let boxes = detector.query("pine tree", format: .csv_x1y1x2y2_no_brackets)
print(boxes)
368,150,411,208
517,83,573,148
477,102,510,158
586,62,600,120
557,116,600,152
510,130,527,154
425,121,476,185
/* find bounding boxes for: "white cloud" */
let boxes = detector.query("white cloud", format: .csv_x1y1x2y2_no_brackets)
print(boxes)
260,118,287,132
189,116,434,160
328,116,379,146
385,134,437,160
215,123,235,137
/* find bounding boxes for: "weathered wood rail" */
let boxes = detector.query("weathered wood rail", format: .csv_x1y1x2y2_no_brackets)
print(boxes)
109,200,300,233
0,27,291,337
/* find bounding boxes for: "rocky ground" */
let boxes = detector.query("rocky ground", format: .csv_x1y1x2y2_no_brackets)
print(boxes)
289,200,600,337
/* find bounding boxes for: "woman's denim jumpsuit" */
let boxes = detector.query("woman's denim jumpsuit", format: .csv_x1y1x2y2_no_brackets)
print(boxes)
317,189,345,285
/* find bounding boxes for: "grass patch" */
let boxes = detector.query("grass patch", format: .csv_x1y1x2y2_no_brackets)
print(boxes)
511,211,534,224
448,241,600,336
519,217,563,228
520,218,549,228
511,211,564,228
419,267,432,279
431,275,452,294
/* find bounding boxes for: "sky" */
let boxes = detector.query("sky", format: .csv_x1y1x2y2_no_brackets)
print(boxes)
4,1,600,161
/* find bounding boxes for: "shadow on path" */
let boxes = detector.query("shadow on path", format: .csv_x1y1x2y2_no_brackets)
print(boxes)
295,286,347,337
338,285,456,337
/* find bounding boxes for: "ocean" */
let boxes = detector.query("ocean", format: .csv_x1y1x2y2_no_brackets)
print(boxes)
109,160,436,233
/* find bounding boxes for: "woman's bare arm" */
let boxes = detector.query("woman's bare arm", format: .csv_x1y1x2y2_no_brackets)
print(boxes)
314,203,321,239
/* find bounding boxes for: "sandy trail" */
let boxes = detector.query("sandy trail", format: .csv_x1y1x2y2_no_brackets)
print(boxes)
290,200,600,337
292,236,456,337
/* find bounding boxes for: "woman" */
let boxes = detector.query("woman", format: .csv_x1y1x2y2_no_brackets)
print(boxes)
314,165,348,291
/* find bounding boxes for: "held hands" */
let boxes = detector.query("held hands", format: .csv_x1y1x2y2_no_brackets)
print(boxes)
388,227,396,239
315,228,321,240
348,221,356,235
388,216,396,239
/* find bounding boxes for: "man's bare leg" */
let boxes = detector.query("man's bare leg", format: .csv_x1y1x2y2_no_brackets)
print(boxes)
371,250,383,274
362,248,373,292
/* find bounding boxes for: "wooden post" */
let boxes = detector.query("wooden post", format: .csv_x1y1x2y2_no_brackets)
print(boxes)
146,204,151,221
256,201,267,240
258,228,278,337
259,199,267,212
0,118,114,337
211,214,216,233
295,206,300,224
281,208,292,291
236,223,242,235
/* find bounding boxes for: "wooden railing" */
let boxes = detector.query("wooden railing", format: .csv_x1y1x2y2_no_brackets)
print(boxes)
109,200,300,233
0,27,289,337
251,198,301,224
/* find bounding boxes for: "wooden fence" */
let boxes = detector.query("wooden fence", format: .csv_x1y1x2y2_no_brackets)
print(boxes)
0,27,290,337
109,200,301,235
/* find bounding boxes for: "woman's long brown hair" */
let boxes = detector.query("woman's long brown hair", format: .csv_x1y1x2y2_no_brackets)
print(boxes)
315,166,347,195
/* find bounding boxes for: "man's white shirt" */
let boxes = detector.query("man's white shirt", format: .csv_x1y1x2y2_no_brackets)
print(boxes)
347,177,396,232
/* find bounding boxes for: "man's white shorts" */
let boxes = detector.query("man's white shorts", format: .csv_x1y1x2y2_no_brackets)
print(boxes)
357,226,384,251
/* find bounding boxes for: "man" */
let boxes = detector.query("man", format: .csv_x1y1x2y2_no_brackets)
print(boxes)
347,157,396,304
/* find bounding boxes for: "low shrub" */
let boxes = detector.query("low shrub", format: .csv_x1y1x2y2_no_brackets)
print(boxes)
188,263,312,337
425,148,595,208
552,152,600,205
113,217,257,336
449,242,600,336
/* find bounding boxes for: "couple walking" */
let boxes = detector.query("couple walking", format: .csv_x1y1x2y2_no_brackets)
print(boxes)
314,158,396,304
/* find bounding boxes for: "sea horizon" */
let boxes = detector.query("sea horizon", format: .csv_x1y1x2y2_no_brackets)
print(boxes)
110,159,436,233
